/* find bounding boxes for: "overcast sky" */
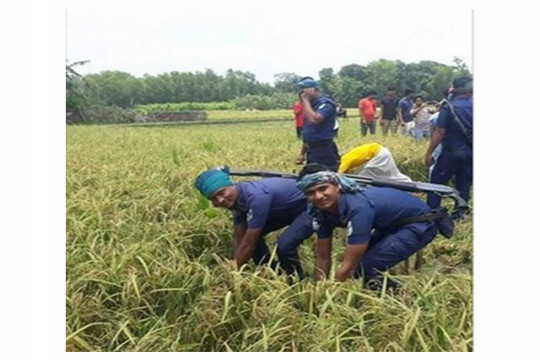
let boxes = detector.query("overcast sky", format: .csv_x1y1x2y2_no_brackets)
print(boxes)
66,1,473,85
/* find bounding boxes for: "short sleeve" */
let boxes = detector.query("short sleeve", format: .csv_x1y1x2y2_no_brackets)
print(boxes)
346,207,375,245
315,100,336,120
245,192,272,229
233,210,246,225
436,106,451,129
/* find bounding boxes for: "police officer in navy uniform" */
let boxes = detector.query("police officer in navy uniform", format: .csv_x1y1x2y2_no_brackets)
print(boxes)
424,77,473,219
294,77,340,171
194,167,314,278
296,163,439,290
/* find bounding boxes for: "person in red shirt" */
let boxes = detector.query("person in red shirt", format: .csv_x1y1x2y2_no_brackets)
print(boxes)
292,95,305,139
358,90,378,136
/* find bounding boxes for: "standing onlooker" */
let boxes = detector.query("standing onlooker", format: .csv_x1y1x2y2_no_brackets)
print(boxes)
294,77,340,171
358,90,377,136
410,95,431,141
428,103,443,177
292,95,304,139
333,115,339,138
398,89,415,135
379,87,400,136
424,77,473,219
336,102,348,120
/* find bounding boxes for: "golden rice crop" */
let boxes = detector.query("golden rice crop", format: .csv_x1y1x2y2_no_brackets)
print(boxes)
66,117,472,351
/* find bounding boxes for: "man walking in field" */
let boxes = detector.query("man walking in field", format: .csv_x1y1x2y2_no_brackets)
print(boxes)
294,77,340,171
379,87,400,136
358,91,378,136
337,143,412,182
296,164,441,290
194,166,313,278
424,77,473,220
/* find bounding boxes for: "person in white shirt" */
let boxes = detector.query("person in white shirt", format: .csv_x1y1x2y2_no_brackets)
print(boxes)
410,95,431,141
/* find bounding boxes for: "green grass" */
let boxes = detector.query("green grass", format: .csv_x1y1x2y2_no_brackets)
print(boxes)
66,118,472,351
206,109,292,121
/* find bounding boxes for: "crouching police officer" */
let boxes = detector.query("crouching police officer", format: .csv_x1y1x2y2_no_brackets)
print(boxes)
296,164,448,290
194,166,314,278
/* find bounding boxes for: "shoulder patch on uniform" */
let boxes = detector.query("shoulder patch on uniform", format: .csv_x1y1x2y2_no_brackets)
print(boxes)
347,221,353,237
312,217,321,231
317,104,328,111
247,209,253,222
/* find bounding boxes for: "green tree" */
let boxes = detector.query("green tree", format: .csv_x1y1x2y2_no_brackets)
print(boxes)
337,77,366,107
366,59,399,96
452,57,472,78
318,68,339,98
272,72,301,93
66,60,90,120
338,64,368,82
336,64,370,107
85,71,142,108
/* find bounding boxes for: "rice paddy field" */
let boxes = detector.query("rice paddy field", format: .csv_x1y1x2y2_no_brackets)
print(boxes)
66,113,473,352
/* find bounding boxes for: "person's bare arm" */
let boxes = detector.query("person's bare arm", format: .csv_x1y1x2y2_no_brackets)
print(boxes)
296,142,307,164
358,102,365,123
314,238,332,280
335,243,368,282
411,103,427,116
301,92,325,124
232,223,247,258
397,107,403,125
234,228,263,267
424,127,445,166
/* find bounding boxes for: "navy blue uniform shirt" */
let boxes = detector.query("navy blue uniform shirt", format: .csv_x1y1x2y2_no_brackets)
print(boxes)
232,178,307,229
437,96,473,148
399,97,414,123
302,95,337,143
314,187,431,245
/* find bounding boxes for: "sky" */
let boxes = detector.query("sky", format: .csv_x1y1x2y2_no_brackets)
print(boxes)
66,0,473,85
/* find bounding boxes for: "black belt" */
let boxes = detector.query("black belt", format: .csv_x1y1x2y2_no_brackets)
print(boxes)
388,208,448,228
387,208,454,238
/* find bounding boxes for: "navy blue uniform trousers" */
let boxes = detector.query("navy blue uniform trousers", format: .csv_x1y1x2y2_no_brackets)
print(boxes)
355,221,438,287
427,145,473,210
251,212,314,278
306,141,340,172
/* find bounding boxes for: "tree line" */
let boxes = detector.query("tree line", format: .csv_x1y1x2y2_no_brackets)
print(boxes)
67,57,471,120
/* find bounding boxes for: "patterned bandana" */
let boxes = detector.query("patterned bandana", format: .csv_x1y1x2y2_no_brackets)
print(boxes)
194,166,234,199
296,171,362,193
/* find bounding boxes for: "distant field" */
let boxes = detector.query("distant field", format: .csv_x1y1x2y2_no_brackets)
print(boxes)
131,108,359,124
66,117,472,351
206,109,293,122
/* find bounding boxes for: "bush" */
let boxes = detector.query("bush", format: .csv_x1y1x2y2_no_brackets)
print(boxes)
134,94,298,115
76,105,148,124
136,102,237,113
233,93,297,110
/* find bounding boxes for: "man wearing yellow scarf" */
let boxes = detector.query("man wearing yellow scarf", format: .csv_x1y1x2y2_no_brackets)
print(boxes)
338,143,412,183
